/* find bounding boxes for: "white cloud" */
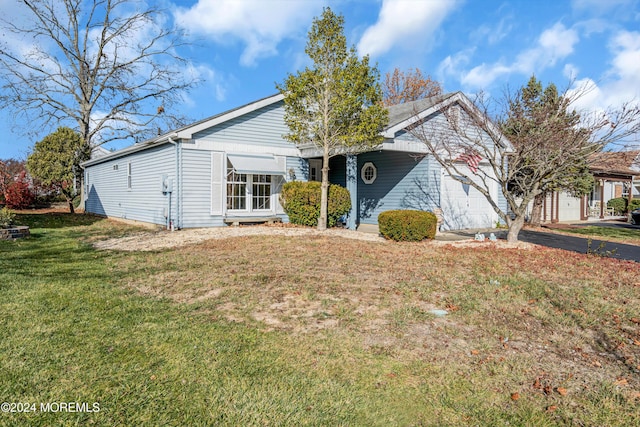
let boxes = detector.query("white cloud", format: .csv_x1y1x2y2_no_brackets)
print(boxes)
174,0,323,66
570,30,640,112
563,63,580,79
455,23,579,89
357,0,460,57
571,0,633,14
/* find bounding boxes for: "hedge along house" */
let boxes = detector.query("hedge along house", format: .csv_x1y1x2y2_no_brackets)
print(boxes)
82,92,507,231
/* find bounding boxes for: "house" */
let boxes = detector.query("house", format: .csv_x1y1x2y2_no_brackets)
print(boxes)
82,92,508,231
534,150,640,223
587,150,640,217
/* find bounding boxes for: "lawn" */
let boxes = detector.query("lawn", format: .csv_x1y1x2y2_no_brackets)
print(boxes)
1,213,638,426
555,224,640,245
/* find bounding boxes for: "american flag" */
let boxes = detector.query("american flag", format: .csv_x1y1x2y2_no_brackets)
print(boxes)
457,149,482,173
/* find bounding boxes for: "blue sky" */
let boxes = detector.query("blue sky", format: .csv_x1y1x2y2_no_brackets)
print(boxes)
1,0,639,159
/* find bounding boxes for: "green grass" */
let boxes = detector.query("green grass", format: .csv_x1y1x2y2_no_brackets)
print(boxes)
0,213,638,426
559,224,640,244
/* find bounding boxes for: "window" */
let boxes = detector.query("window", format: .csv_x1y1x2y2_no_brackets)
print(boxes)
226,160,247,210
361,162,377,184
127,162,132,189
252,175,271,210
226,160,274,212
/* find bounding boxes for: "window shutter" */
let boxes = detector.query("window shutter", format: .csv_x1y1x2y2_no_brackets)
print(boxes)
211,152,224,215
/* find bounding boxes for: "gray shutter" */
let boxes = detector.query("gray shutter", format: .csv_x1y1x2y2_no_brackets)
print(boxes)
211,152,224,215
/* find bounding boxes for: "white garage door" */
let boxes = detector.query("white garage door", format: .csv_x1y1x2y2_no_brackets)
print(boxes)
440,169,498,231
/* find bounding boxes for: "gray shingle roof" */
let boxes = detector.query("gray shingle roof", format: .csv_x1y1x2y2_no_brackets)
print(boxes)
385,92,458,130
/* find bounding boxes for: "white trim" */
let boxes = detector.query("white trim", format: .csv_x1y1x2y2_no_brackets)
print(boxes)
382,92,513,152
82,94,285,167
225,173,276,215
176,94,284,139
210,151,224,215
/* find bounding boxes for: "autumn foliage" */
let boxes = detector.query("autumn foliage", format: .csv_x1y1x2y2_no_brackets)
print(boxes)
382,67,442,106
1,160,35,209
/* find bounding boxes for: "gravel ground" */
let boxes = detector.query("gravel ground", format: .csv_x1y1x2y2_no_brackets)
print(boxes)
93,223,534,251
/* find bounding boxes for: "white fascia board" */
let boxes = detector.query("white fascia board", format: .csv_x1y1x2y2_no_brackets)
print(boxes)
175,93,285,140
382,92,514,153
382,92,466,138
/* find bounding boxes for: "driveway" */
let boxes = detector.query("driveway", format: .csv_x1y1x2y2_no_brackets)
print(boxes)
499,229,640,263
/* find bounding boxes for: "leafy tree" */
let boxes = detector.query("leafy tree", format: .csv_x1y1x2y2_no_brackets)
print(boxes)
277,7,388,230
382,68,442,106
0,0,197,207
503,76,594,226
26,127,84,213
408,82,640,242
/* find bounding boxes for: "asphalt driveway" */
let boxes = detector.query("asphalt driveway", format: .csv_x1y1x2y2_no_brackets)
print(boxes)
497,229,640,263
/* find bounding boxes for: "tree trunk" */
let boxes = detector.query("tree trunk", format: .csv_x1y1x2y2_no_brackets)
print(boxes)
529,193,544,226
506,215,525,242
66,197,75,214
317,151,329,231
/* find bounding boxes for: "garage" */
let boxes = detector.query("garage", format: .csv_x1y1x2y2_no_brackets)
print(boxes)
440,167,499,230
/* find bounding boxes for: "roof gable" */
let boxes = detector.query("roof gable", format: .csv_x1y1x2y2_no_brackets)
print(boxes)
83,93,285,167
383,92,512,151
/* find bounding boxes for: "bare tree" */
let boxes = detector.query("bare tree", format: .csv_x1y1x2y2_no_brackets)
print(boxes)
0,0,198,204
382,67,442,107
408,86,640,242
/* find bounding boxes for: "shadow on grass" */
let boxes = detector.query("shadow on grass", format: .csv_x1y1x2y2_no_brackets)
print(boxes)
15,212,104,230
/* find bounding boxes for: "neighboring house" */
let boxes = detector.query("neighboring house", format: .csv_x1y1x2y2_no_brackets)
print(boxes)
533,150,640,222
82,92,508,231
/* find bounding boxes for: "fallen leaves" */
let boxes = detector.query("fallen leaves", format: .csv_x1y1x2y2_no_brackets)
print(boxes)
510,392,520,401
614,377,628,387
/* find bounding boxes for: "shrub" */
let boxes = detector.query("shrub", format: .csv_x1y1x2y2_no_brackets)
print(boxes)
4,171,34,209
280,181,351,227
628,199,640,211
378,210,437,242
0,207,15,228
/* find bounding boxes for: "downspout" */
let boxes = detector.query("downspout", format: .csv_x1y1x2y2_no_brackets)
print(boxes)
167,134,181,230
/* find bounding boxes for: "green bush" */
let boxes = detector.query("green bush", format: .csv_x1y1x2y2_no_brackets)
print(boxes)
607,197,627,215
280,181,351,227
628,199,640,211
0,206,15,228
378,210,437,242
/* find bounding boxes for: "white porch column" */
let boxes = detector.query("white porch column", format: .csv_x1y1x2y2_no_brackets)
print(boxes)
346,154,358,230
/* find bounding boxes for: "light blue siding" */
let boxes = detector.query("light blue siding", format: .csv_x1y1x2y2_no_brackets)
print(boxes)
85,144,176,226
286,156,308,182
85,94,506,231
356,151,441,225
181,149,225,227
193,101,291,148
